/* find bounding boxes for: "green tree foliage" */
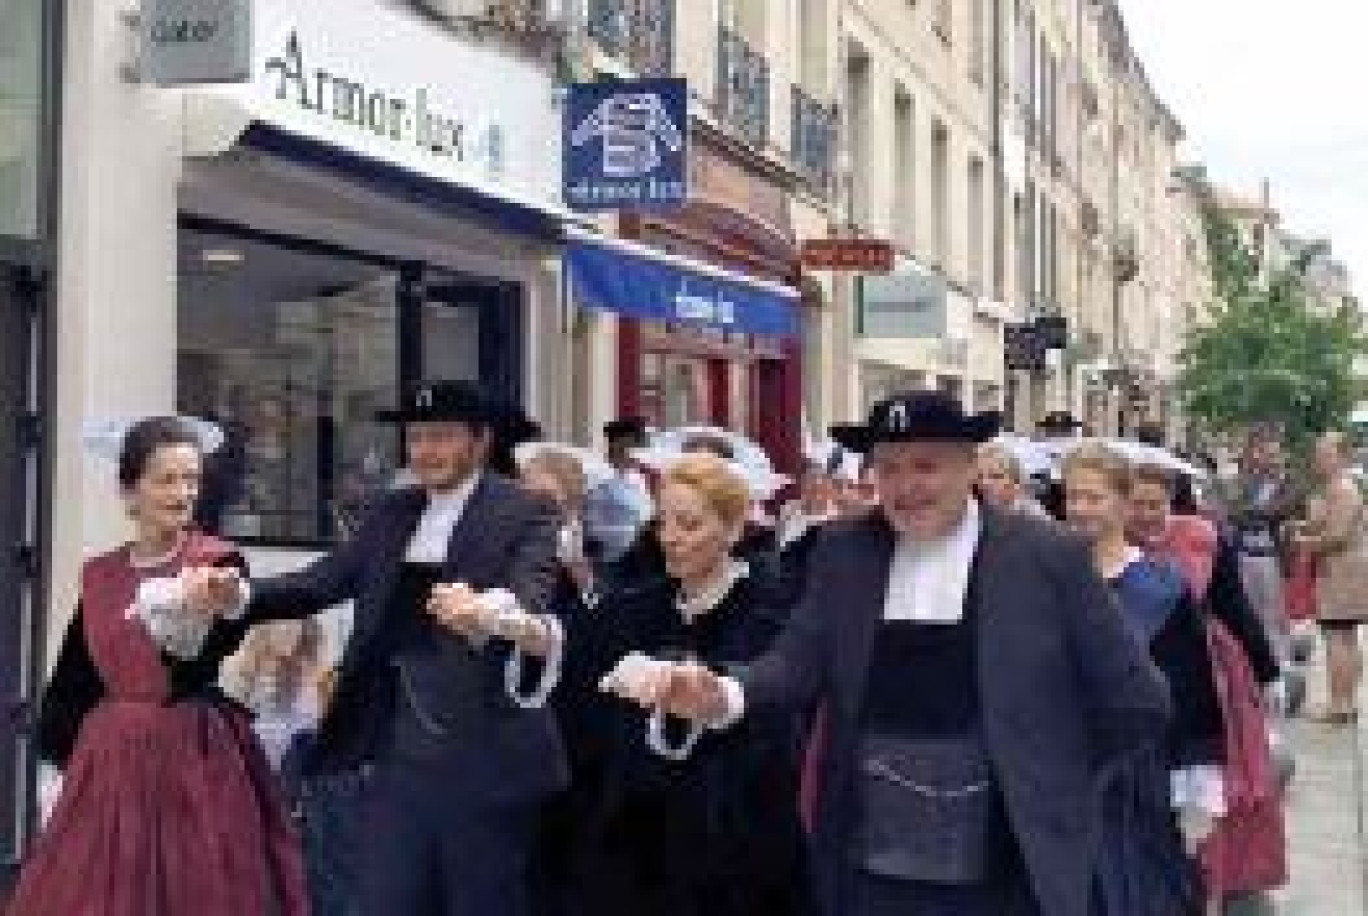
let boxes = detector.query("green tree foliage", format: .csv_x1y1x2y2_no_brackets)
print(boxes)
1178,206,1364,456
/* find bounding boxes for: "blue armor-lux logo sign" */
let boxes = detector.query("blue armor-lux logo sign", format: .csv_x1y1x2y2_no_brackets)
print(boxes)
565,78,689,212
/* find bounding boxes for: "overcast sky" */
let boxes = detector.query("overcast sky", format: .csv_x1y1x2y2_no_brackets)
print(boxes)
1117,0,1368,300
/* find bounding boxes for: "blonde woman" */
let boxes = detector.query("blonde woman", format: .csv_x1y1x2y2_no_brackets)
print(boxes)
976,442,1049,518
564,453,812,915
1062,444,1221,914
1295,432,1368,724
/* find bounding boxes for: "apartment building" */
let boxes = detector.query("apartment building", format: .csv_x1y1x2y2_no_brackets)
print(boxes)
837,0,1006,418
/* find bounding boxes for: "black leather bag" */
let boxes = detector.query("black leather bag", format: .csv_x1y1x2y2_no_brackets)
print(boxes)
853,733,1000,884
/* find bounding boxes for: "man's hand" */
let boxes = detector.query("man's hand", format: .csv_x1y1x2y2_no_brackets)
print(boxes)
426,583,489,641
601,657,732,725
658,661,732,724
182,566,244,617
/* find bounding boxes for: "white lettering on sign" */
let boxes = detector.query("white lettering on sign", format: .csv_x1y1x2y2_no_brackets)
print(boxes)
673,285,737,327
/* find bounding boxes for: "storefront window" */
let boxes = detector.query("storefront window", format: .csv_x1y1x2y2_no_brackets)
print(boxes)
641,351,709,429
729,360,750,431
0,0,44,240
177,227,400,544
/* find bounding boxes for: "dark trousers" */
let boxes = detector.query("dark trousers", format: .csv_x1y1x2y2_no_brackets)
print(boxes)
360,759,537,916
848,871,1040,916
847,835,1039,916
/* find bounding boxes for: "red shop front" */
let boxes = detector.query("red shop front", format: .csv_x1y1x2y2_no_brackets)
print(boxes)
613,137,803,474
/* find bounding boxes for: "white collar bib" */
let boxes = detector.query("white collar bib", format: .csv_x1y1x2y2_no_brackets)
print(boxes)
676,559,750,623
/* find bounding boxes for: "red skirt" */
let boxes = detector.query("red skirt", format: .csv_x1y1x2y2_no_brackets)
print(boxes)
8,699,307,916
1284,550,1319,623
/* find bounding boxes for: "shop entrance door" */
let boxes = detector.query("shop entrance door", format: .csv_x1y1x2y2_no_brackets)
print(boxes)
0,264,41,875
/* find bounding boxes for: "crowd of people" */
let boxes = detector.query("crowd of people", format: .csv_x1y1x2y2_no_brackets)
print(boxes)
8,380,1364,916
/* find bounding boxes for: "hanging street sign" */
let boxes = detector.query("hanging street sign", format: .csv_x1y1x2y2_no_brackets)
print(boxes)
564,78,689,212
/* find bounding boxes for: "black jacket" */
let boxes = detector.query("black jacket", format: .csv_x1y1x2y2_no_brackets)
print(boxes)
739,508,1171,916
1206,527,1281,684
244,475,564,802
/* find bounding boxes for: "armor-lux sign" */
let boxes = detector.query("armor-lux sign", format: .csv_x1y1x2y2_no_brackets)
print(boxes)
565,79,689,212
801,239,895,273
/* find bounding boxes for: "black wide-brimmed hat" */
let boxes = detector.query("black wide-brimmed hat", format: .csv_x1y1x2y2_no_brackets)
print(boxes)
830,391,1001,454
1037,410,1083,433
375,380,496,425
603,417,649,443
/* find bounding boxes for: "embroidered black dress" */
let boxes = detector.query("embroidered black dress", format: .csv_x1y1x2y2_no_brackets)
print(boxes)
551,573,813,916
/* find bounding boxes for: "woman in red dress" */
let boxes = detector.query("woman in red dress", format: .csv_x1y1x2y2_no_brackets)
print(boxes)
9,417,306,916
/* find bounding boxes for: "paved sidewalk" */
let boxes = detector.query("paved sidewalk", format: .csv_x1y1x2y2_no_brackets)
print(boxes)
1267,648,1368,914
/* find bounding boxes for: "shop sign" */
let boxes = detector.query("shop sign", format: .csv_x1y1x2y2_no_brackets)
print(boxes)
264,32,489,166
140,0,252,86
857,260,947,338
565,78,688,211
1035,312,1069,350
1004,322,1047,371
801,238,895,273
188,0,562,207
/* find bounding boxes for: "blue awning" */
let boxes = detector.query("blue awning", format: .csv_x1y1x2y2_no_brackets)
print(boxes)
566,238,799,336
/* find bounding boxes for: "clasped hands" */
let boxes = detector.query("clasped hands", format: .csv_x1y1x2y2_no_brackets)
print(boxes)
179,567,553,657
426,584,556,657
599,654,732,725
181,566,247,618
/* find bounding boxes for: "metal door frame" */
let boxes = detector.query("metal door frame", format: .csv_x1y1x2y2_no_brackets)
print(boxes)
1,0,63,879
0,262,52,878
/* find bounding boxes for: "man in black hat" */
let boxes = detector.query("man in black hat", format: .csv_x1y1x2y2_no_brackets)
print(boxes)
192,380,564,916
1037,410,1084,439
603,417,650,468
609,391,1171,916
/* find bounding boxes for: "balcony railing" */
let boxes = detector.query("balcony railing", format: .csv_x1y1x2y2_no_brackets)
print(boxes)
791,87,837,195
715,26,770,148
587,0,674,76
399,0,565,52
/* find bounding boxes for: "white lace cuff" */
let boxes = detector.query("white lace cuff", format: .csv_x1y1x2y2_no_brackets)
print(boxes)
219,578,250,621
646,705,707,761
125,576,211,660
502,613,565,710
1170,764,1227,818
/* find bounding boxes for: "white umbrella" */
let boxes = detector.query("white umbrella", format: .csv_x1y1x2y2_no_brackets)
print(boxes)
643,426,791,500
991,434,1058,478
82,415,225,462
652,425,774,471
1103,439,1206,479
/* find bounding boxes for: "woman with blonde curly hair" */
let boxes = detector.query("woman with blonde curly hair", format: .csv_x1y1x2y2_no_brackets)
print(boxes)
551,452,813,916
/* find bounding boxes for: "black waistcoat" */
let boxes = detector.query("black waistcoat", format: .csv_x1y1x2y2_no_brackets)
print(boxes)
385,562,499,762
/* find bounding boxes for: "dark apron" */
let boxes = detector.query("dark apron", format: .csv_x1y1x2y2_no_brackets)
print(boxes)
852,731,1002,885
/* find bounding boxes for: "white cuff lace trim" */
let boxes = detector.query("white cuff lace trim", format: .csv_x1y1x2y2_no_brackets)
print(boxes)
646,705,707,761
503,614,565,709
124,573,249,660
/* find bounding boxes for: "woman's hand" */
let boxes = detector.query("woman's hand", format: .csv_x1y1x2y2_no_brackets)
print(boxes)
182,566,246,617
